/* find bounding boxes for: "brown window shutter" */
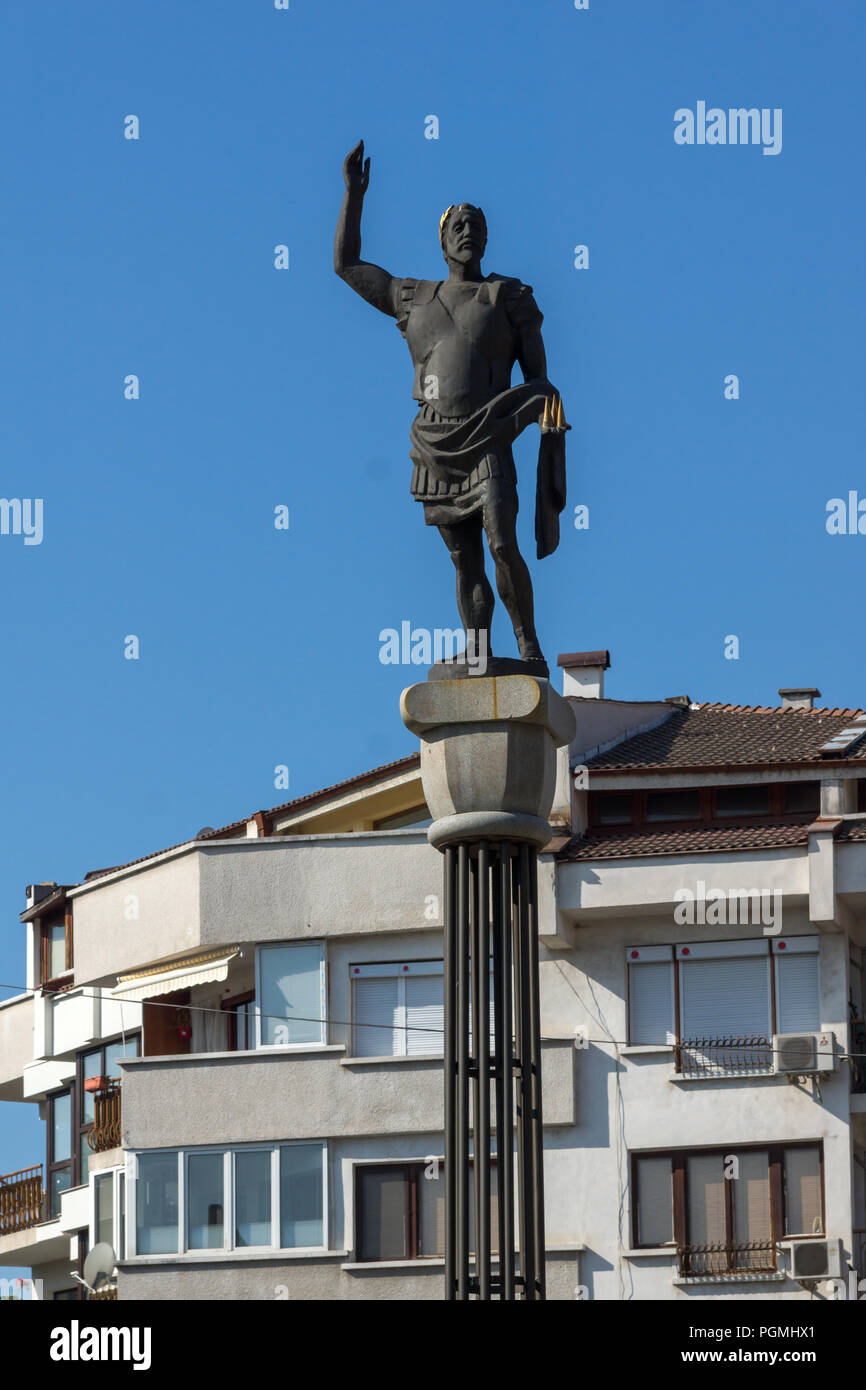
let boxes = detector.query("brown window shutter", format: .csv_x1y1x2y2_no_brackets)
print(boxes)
64,909,74,971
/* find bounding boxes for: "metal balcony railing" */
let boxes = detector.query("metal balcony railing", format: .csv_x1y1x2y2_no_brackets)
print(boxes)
678,1240,777,1277
0,1166,45,1236
87,1079,122,1153
675,1036,773,1077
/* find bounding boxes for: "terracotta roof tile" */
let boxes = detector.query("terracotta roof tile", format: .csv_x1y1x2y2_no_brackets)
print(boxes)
587,705,866,771
558,820,813,862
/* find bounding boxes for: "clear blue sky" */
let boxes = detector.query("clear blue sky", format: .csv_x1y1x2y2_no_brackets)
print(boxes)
1,0,864,1221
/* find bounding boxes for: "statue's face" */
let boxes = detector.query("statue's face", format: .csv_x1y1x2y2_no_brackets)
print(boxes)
442,205,487,264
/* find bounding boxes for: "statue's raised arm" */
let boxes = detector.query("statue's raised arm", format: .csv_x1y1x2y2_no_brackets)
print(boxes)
334,141,402,318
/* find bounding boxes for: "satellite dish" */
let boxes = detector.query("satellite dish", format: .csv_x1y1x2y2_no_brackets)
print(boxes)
83,1242,117,1291
196,827,215,838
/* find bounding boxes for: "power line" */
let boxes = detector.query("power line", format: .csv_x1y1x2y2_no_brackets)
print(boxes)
1,978,865,1057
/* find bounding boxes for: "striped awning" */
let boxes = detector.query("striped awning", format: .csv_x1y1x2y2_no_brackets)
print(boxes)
112,948,240,1002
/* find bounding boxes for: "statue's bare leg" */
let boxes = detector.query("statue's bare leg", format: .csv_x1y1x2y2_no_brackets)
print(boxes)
438,517,494,653
482,481,543,661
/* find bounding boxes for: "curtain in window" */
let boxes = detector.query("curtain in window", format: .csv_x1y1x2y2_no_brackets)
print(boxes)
636,1156,673,1246
784,1146,822,1235
687,1154,726,1273
731,1149,771,1269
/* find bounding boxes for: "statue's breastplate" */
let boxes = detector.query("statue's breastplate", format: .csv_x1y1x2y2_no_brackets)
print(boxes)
404,280,515,417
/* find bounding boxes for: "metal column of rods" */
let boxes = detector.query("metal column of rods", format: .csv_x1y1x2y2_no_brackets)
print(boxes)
443,839,544,1300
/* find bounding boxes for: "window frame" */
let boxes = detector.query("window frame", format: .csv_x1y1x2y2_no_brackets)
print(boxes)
349,959,445,1058
254,942,327,1050
127,1141,328,1258
626,937,822,1054
75,1032,142,1167
352,1155,498,1263
589,781,822,832
46,1086,75,1219
222,991,256,1051
630,1141,825,1256
89,1164,126,1260
40,911,73,990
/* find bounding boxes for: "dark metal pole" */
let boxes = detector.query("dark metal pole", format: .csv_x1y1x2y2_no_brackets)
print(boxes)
470,852,481,1294
500,844,516,1300
517,844,537,1298
456,843,470,1299
527,847,545,1299
443,845,456,1300
477,840,491,1299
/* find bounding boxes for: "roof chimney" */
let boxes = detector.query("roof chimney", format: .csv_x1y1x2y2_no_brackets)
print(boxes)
24,882,57,909
778,687,821,711
557,650,611,699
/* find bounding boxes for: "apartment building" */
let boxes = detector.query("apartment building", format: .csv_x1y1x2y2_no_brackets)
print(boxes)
1,652,865,1300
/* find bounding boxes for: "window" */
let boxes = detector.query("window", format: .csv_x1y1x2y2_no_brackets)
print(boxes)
589,783,819,831
90,1166,126,1260
256,943,326,1047
187,1153,223,1249
351,961,444,1057
632,1143,823,1275
350,960,494,1058
714,785,770,818
355,1160,498,1262
234,1150,271,1247
626,938,821,1071
40,915,72,987
77,1034,141,1169
47,1090,73,1218
373,806,433,830
280,1144,324,1248
627,946,675,1045
136,1152,179,1255
222,992,255,1051
646,790,700,823
592,793,633,826
784,782,820,815
131,1143,326,1256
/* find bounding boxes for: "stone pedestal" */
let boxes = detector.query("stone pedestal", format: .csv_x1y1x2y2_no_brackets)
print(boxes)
399,675,575,1301
400,675,576,850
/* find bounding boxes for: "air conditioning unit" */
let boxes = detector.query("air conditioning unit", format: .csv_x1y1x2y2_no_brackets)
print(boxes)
773,1031,836,1075
789,1237,843,1281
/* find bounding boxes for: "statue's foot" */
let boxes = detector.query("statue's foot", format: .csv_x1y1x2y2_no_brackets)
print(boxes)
518,636,545,663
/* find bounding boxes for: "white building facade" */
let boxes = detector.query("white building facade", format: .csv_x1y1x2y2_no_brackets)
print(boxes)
1,655,865,1300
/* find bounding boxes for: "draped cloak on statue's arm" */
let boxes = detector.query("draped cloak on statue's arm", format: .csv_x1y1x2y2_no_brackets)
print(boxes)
503,279,567,560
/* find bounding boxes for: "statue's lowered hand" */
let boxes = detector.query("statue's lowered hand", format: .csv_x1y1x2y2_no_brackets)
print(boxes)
342,140,370,195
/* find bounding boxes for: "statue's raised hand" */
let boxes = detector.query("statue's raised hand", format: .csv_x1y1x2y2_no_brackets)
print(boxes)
342,140,370,195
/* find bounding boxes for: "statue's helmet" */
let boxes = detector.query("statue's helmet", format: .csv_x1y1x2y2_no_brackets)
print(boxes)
439,203,487,254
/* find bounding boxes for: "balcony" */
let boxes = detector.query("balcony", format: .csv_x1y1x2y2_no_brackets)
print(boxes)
674,1036,772,1078
0,1166,44,1236
678,1240,777,1278
87,1078,122,1154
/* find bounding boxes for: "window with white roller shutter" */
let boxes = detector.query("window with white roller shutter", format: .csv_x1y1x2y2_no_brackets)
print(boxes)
679,957,770,1039
351,963,443,1058
772,938,820,1033
626,946,675,1045
350,960,494,1058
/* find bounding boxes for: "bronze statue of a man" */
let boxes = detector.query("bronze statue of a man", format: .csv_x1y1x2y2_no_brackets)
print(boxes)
335,140,568,672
